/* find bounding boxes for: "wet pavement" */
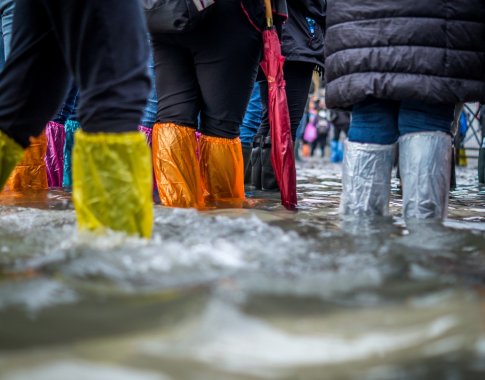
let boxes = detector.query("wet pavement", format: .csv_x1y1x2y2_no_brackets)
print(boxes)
0,161,484,380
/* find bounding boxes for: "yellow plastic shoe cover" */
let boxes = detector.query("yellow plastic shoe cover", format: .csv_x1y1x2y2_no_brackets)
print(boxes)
5,132,48,191
72,131,153,238
0,130,24,191
199,134,245,208
152,123,204,208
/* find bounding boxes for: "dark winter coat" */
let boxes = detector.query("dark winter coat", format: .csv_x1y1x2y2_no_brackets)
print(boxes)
324,0,485,109
242,0,326,70
281,0,326,70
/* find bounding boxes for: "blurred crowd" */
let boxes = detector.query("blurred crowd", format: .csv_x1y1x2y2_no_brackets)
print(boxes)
0,0,484,238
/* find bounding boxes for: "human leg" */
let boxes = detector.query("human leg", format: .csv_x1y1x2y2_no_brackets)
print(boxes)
193,0,261,206
398,101,454,220
140,49,158,130
46,0,152,237
341,99,399,216
44,83,79,187
240,82,262,184
0,0,15,71
256,81,279,190
0,37,3,71
0,0,71,190
257,61,314,190
151,35,203,208
55,86,81,188
258,61,315,141
319,133,327,157
331,124,342,162
138,48,159,200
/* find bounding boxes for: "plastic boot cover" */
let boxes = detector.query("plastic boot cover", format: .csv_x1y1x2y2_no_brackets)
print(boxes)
261,135,279,191
152,123,204,208
399,131,452,220
242,145,252,185
6,132,48,191
199,134,245,208
73,131,153,238
63,119,81,187
250,134,262,189
138,125,153,146
45,121,66,187
340,140,396,217
338,141,344,162
330,140,340,163
0,131,24,191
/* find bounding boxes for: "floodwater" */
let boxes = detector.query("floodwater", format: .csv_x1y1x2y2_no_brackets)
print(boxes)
0,161,484,380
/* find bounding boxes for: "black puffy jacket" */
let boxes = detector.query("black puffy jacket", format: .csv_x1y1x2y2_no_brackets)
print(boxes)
324,0,485,109
281,0,326,69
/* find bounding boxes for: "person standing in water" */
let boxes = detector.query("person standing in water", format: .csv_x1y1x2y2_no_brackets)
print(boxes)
0,0,153,237
150,0,267,209
325,0,485,220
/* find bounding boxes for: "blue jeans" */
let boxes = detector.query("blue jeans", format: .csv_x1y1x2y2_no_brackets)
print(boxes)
140,52,157,128
0,0,15,71
53,83,79,124
239,82,262,147
349,99,454,144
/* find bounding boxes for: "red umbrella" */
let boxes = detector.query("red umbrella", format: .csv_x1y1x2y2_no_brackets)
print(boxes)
260,0,297,210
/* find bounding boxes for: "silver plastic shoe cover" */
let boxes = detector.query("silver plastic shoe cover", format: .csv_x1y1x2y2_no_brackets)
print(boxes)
399,131,452,220
340,140,396,216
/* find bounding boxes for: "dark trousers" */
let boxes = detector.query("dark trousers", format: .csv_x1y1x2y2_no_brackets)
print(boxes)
0,0,150,148
258,61,315,142
332,123,347,142
311,132,327,156
152,0,261,139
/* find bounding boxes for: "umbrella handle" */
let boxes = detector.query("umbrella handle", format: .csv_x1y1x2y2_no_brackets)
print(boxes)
264,0,273,28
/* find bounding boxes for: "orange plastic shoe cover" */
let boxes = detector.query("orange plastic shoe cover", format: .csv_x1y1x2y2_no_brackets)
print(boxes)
199,134,245,208
0,130,24,191
5,132,48,191
152,123,204,208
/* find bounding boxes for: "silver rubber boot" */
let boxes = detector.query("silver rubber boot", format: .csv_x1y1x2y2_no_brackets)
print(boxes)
399,131,452,220
340,140,396,216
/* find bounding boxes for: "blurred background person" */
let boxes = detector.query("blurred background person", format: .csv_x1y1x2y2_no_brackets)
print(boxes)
329,109,349,163
310,97,330,158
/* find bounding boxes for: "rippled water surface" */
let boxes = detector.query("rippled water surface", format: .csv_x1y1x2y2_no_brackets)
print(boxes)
0,162,484,380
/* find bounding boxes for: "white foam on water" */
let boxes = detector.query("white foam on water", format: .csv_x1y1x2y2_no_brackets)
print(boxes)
0,278,78,313
3,208,316,292
1,361,171,380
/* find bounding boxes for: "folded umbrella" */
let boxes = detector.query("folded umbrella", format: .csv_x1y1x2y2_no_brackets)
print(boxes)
260,0,297,210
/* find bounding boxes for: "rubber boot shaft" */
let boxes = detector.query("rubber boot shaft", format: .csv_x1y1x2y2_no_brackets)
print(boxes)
261,135,278,191
242,145,252,185
250,134,262,190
